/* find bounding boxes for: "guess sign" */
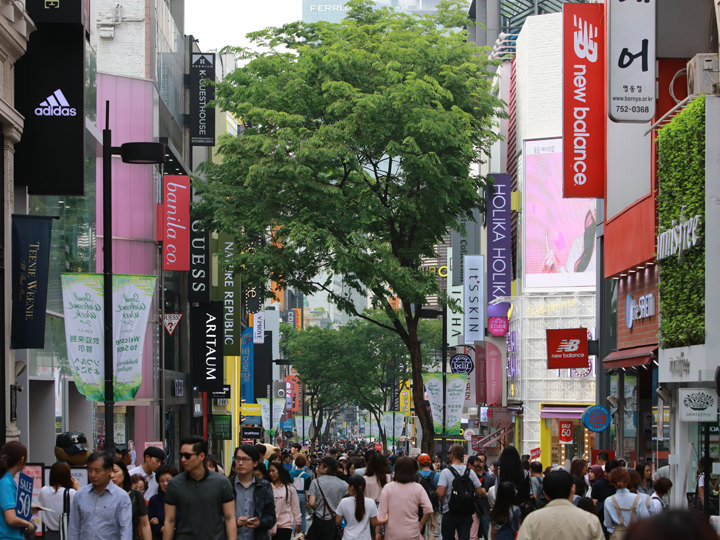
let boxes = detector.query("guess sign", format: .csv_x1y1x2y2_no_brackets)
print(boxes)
559,421,574,444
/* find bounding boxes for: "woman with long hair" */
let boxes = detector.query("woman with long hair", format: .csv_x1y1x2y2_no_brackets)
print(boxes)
147,464,178,539
0,441,36,538
364,453,392,504
635,463,653,496
268,462,302,540
38,462,79,540
335,475,379,540
111,458,152,540
490,481,521,540
376,456,433,540
497,446,531,504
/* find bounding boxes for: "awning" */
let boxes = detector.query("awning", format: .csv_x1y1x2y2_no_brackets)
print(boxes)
603,345,657,370
540,406,587,419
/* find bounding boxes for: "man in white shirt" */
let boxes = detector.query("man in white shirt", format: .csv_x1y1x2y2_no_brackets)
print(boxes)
129,445,164,499
517,470,604,540
435,445,485,540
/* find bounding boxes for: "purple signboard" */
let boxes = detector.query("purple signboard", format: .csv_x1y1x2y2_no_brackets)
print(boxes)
487,173,512,302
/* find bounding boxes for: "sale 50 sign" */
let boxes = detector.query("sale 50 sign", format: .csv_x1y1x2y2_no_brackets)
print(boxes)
563,3,605,198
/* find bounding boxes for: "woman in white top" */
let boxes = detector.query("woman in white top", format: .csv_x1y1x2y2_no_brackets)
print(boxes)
335,475,379,540
38,462,79,540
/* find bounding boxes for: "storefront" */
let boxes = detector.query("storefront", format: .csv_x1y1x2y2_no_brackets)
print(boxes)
539,404,596,467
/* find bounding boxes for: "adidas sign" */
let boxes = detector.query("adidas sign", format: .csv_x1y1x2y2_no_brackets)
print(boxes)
34,89,77,117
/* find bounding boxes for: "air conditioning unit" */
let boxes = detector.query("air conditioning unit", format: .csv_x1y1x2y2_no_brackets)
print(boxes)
686,53,719,97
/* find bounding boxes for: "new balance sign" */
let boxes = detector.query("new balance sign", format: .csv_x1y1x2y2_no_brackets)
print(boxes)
546,328,589,369
562,3,605,198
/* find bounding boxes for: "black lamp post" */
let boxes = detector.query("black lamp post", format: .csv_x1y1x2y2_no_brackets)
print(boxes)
102,101,165,452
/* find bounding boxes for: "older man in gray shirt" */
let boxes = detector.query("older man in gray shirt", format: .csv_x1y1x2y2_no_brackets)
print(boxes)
68,451,132,540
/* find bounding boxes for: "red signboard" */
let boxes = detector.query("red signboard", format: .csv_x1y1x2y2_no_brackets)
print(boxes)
471,434,483,452
162,175,190,270
559,421,574,444
563,3,605,198
530,447,541,461
546,328,589,369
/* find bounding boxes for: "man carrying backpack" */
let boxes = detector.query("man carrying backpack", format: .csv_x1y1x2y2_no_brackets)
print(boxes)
436,445,485,540
418,454,441,539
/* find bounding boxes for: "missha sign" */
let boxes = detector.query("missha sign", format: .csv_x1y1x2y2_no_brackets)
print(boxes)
563,3,605,198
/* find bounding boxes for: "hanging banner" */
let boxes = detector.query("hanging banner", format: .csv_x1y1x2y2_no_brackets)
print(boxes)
563,2,605,198
273,395,285,430
161,175,190,271
451,208,481,286
189,220,210,303
463,255,485,343
487,174,512,302
191,301,223,392
189,53,216,146
61,273,155,401
382,411,405,446
447,247,464,347
296,416,313,439
257,397,270,431
11,215,53,349
608,0,656,122
253,312,265,344
422,373,468,435
219,234,241,355
399,380,412,416
240,328,254,403
559,421,574,444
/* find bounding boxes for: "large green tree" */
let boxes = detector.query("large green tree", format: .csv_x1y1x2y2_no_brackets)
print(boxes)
196,0,503,452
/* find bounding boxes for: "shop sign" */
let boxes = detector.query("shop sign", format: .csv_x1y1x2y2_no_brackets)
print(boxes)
608,0,656,122
463,255,484,343
189,221,210,303
626,293,655,329
562,3,605,198
668,351,690,376
559,421,574,444
486,341,503,406
471,434,483,452
530,447,541,460
451,208,481,286
189,53,215,146
506,330,518,379
487,173,512,300
679,388,718,422
582,405,611,432
450,354,474,374
191,302,223,392
242,427,262,439
212,415,232,440
161,175,190,271
656,212,701,260
546,328,589,369
488,317,509,337
220,234,241,355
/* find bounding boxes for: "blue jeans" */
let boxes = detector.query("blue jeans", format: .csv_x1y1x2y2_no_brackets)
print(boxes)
479,513,490,540
442,512,472,540
297,491,307,532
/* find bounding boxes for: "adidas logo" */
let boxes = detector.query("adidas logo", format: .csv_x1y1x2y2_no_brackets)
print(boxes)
34,89,77,117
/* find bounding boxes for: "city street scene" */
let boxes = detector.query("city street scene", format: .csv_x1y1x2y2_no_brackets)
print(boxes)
0,0,717,538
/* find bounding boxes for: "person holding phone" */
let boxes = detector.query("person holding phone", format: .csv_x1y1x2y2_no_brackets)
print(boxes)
232,444,276,540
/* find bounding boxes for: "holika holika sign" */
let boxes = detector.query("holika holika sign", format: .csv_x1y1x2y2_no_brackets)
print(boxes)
61,273,156,402
422,372,468,435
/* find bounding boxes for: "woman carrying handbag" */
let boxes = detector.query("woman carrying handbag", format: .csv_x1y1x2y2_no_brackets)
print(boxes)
307,458,348,540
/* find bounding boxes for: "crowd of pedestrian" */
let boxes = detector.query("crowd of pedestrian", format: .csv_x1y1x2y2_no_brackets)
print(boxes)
0,438,716,540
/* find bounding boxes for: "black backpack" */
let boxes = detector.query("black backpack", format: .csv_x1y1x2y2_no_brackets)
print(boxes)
448,467,476,516
418,472,440,509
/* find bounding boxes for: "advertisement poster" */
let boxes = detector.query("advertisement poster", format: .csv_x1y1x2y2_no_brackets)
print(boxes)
20,464,43,534
240,328,254,404
523,139,596,290
423,373,468,435
382,411,405,446
61,273,155,401
296,416,313,439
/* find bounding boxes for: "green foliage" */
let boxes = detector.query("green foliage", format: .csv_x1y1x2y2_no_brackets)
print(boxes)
656,95,705,348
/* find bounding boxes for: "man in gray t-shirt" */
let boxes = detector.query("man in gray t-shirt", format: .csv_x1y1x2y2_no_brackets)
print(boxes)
436,445,484,540
308,457,348,538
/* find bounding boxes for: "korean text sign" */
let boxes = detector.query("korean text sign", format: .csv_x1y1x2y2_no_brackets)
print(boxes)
563,3,605,198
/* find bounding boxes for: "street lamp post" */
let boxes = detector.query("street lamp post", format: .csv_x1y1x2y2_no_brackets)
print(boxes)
102,101,165,452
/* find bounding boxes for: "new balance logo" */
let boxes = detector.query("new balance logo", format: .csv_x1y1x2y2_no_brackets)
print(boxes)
557,339,581,353
573,15,599,63
34,89,77,117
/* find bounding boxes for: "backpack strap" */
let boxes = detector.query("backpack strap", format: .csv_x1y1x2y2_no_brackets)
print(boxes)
449,467,460,479
611,496,626,528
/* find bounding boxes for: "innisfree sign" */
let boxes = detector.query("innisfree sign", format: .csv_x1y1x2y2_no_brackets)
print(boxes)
656,208,701,261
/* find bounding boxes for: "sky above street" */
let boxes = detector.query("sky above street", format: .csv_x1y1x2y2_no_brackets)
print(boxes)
185,0,302,52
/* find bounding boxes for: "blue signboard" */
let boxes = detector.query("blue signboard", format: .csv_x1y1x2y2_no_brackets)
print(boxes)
281,420,294,432
240,327,254,403
15,472,33,521
582,405,611,432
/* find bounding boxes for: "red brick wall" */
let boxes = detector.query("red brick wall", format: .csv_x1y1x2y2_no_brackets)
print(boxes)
617,265,658,349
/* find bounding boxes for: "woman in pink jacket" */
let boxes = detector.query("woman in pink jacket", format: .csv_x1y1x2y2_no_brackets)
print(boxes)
376,457,433,540
268,462,302,540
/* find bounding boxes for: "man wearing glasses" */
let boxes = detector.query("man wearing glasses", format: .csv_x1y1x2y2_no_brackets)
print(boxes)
163,436,236,540
232,444,276,540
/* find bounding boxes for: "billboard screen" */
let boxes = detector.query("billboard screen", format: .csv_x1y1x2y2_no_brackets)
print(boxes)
523,139,596,290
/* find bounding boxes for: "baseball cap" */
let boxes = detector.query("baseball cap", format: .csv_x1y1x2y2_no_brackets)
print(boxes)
55,431,88,455
418,453,432,465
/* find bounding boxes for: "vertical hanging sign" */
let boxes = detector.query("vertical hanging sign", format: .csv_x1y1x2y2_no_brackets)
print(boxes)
463,255,484,344
191,302,223,392
487,174,512,302
11,215,53,349
608,0,656,122
162,175,190,271
240,327,254,403
563,3,605,198
219,234,241,355
189,220,210,303
190,53,216,146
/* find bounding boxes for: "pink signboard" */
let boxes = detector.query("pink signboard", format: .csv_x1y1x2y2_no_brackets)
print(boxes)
486,341,503,406
488,317,509,337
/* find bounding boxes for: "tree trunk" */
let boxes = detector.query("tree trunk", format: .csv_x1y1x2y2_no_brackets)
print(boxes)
407,317,435,454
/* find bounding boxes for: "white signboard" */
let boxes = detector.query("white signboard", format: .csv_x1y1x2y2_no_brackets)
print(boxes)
679,388,718,422
253,312,265,344
463,255,484,344
608,0,656,122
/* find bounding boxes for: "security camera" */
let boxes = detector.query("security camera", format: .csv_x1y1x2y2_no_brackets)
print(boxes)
656,386,672,403
607,395,619,409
